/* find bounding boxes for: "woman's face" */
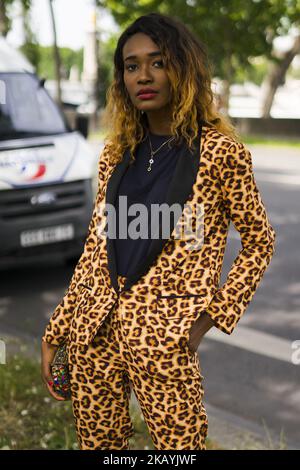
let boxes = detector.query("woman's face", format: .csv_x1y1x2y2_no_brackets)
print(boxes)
122,33,172,114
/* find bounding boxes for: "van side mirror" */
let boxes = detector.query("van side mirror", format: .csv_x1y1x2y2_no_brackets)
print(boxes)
39,78,46,88
75,114,89,139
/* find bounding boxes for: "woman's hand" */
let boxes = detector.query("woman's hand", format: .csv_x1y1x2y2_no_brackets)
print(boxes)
41,340,68,401
187,311,215,353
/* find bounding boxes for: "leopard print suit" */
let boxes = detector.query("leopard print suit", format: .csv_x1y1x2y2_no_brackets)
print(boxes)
42,123,276,450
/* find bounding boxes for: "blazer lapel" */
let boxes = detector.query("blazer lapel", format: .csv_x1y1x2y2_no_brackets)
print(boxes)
123,124,203,292
104,124,203,294
105,148,131,294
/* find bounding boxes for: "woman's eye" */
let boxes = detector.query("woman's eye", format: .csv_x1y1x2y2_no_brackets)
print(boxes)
126,60,163,72
126,64,137,71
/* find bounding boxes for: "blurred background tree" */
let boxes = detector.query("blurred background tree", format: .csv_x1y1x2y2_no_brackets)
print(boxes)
96,0,300,117
1,0,299,117
97,32,117,106
33,46,83,80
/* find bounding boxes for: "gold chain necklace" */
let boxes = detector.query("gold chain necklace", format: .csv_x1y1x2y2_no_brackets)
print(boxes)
147,132,175,172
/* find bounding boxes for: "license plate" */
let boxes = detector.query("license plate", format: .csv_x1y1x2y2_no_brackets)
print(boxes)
20,224,74,247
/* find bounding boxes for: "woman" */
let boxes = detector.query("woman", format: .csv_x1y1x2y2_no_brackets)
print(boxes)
41,13,276,450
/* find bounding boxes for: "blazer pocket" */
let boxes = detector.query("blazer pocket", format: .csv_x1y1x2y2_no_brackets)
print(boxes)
155,294,208,319
78,283,93,292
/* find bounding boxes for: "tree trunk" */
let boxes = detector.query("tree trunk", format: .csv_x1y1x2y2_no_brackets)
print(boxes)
0,0,8,37
92,2,100,130
221,79,230,117
221,54,234,117
48,0,62,107
261,34,300,118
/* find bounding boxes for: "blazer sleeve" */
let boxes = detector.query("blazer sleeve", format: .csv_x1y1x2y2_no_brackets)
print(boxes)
205,140,276,335
41,144,110,346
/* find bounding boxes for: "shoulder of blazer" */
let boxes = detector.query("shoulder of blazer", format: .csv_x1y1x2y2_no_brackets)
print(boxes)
205,128,249,165
204,125,245,150
97,142,112,182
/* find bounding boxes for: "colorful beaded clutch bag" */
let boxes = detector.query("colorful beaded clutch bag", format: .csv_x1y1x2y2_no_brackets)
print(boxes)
50,340,71,400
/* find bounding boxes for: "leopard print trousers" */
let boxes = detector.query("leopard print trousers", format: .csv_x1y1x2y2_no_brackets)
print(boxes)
67,275,208,450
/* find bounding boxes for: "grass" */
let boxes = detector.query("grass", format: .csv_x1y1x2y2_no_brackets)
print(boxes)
0,352,78,450
240,134,300,147
89,130,300,148
0,345,219,450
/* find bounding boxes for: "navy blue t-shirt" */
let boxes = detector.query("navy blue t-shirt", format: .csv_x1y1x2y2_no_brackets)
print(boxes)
113,131,181,277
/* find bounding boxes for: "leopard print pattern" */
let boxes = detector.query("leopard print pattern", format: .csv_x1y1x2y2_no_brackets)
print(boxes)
67,275,208,450
42,124,276,450
42,124,276,348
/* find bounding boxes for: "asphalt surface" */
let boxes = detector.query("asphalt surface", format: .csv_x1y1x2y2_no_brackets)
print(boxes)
1,142,299,449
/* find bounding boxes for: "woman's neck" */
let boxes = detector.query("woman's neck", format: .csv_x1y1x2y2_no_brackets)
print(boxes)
144,108,173,136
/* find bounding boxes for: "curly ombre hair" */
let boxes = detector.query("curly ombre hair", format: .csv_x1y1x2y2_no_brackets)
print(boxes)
101,12,241,165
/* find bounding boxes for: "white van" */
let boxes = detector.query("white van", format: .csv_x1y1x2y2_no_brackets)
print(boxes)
0,38,96,268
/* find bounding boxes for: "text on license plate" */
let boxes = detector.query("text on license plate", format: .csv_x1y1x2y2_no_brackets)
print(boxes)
20,224,74,247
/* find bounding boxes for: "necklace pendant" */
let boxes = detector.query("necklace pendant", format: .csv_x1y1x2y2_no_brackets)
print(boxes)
147,133,175,172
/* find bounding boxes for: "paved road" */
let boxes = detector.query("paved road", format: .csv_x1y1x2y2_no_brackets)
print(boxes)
200,144,300,449
1,142,299,449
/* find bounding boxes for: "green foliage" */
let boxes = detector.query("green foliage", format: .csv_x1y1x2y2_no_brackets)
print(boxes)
26,46,84,80
96,0,300,83
59,47,84,79
98,33,119,106
0,352,78,449
0,0,14,36
19,42,41,69
289,62,300,79
235,57,269,86
19,37,115,108
241,134,300,147
0,0,32,37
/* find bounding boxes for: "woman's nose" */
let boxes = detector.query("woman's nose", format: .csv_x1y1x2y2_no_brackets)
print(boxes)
137,64,153,82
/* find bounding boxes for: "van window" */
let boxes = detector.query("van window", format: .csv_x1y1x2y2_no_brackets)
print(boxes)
0,72,68,140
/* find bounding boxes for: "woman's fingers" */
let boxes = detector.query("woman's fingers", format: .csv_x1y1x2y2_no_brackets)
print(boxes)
42,363,65,401
41,341,68,401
